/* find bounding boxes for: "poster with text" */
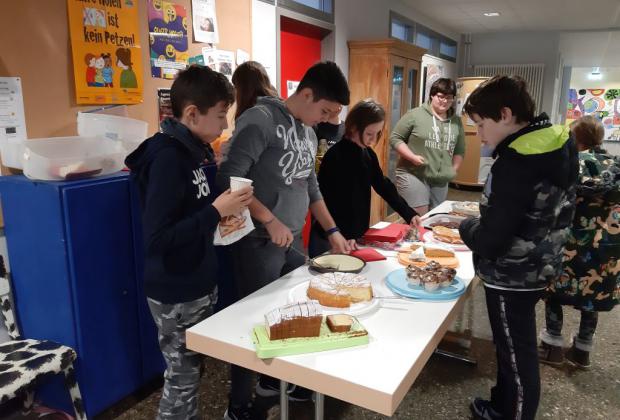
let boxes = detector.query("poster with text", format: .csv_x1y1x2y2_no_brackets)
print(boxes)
216,50,235,80
158,88,173,123
202,47,218,70
566,88,620,141
148,0,189,79
192,0,219,44
67,0,143,104
0,77,28,142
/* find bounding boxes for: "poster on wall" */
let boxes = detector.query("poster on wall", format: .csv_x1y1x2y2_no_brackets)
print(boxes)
236,49,250,65
201,48,235,80
0,77,28,149
67,0,143,104
216,50,235,80
202,47,218,71
422,63,444,103
148,0,189,79
566,88,620,141
286,81,300,98
158,88,173,123
192,0,219,44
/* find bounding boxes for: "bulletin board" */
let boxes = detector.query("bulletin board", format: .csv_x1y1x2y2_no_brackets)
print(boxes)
0,0,251,142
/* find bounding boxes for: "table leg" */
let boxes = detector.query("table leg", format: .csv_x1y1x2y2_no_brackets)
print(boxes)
434,348,477,365
280,380,289,420
315,392,325,420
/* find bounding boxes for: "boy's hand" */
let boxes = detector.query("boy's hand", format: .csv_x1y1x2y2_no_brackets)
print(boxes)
409,215,421,229
409,154,426,166
328,231,352,254
265,217,294,247
212,187,254,217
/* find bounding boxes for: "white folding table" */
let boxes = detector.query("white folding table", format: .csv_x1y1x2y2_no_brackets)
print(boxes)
186,201,475,419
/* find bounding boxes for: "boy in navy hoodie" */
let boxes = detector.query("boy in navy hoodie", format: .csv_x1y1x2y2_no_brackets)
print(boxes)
125,66,253,420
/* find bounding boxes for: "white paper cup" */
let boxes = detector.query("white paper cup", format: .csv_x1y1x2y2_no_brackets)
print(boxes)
230,176,253,192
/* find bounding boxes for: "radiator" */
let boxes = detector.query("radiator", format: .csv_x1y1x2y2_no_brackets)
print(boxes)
473,64,545,113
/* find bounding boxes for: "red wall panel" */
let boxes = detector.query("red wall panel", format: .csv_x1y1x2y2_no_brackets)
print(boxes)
280,26,322,97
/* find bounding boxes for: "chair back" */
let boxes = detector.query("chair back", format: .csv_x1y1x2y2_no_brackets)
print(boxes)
0,256,20,340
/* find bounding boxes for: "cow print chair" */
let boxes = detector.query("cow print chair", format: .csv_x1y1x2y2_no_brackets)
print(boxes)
0,256,86,419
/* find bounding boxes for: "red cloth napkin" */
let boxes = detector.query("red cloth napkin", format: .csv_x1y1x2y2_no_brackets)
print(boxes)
350,248,386,262
363,223,410,243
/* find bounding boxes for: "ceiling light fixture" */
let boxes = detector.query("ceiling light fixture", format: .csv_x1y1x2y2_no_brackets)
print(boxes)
483,12,500,17
588,67,603,80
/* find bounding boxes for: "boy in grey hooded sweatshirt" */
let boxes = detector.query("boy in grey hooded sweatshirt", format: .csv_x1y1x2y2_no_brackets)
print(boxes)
217,61,352,419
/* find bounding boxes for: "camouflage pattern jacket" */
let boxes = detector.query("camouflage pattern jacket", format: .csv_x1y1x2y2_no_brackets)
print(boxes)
547,149,620,311
459,114,578,290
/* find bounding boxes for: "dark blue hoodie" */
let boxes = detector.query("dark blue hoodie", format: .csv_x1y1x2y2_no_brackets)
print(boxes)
125,119,221,303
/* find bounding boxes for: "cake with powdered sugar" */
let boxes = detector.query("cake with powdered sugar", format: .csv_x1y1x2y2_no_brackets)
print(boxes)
265,300,323,340
306,272,373,308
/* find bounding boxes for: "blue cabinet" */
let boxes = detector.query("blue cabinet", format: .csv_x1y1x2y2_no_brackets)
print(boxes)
0,173,165,417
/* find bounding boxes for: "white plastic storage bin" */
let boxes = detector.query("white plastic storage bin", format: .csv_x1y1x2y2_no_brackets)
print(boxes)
0,134,25,169
77,112,148,155
22,136,125,181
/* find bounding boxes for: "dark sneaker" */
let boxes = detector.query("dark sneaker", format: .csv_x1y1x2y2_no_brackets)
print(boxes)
224,402,264,420
255,375,314,402
538,341,564,366
565,343,591,369
287,384,314,402
470,398,503,420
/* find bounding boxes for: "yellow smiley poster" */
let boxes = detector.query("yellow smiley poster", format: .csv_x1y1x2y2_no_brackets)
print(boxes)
67,0,143,104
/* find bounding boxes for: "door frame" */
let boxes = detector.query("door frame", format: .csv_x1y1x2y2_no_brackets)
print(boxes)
275,7,335,97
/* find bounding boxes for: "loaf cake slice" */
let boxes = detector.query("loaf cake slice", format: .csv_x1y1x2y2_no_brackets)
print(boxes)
264,301,323,340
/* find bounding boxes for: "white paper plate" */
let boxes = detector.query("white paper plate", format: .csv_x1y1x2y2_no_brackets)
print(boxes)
452,201,480,216
421,214,466,230
422,231,470,252
288,280,380,316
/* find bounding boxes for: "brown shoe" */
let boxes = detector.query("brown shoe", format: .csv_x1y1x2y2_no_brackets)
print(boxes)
538,341,564,366
565,343,591,369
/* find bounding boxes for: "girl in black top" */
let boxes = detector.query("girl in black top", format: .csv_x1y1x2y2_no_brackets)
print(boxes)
309,99,420,257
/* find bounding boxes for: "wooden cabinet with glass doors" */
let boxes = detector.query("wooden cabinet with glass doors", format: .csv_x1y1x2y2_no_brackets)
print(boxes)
347,39,426,225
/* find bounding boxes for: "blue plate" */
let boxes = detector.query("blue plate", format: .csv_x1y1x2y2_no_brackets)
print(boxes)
385,268,466,301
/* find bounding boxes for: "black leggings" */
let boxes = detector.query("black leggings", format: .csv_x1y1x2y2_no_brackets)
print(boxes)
485,287,543,420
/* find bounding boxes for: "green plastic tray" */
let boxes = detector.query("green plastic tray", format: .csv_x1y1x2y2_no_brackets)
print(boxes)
252,317,369,359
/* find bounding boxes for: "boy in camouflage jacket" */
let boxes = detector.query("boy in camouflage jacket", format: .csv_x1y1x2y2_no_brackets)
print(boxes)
540,115,620,369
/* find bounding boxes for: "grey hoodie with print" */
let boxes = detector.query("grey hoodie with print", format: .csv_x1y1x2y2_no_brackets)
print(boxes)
216,96,322,237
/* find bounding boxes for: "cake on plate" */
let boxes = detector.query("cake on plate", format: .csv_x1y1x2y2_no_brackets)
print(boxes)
307,272,373,308
406,260,457,292
432,226,465,245
396,243,459,268
326,314,354,332
265,300,323,340
452,201,480,217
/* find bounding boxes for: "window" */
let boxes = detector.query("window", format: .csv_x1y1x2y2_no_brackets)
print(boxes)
391,21,408,41
278,0,334,22
389,11,457,63
390,13,413,43
415,31,432,50
439,40,457,60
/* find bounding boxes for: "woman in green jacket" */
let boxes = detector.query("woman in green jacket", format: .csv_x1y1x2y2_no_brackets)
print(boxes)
389,78,465,215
